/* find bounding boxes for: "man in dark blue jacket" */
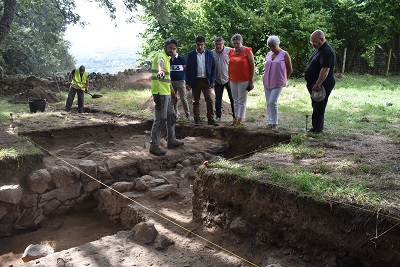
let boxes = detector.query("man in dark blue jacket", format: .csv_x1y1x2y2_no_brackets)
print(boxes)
185,36,217,125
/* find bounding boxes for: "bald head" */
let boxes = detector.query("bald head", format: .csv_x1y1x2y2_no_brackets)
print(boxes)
310,29,326,49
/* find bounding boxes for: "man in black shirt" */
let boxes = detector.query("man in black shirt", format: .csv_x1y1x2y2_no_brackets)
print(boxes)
305,30,336,134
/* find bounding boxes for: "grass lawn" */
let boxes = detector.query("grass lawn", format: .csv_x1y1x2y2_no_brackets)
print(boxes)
1,73,400,218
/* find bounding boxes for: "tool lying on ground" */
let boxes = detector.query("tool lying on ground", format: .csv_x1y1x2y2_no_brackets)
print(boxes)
85,91,103,98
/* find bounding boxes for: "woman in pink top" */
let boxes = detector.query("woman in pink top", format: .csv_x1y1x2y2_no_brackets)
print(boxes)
262,36,293,129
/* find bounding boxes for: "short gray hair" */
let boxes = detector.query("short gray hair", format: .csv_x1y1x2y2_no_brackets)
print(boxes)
267,35,280,46
231,34,243,43
214,36,225,43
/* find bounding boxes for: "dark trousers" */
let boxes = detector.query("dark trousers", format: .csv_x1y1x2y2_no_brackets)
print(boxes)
65,87,84,112
192,78,215,120
307,81,335,132
214,82,235,119
150,94,177,147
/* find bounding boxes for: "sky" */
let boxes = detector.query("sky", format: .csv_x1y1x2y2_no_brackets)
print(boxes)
64,0,144,72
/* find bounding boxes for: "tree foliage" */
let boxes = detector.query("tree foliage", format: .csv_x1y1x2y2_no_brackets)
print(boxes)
0,0,169,76
0,0,16,44
1,0,399,76
0,0,82,76
137,0,400,76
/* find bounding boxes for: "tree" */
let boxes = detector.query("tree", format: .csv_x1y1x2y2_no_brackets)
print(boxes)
0,0,81,75
137,0,331,76
332,0,400,70
0,0,16,44
0,0,169,75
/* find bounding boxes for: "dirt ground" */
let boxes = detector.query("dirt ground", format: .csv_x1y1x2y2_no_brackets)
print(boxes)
1,74,400,267
0,113,300,267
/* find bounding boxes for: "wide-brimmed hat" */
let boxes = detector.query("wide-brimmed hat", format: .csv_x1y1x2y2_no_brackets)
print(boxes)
311,85,326,102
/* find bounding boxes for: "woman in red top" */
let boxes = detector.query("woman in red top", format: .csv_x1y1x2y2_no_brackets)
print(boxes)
228,34,255,126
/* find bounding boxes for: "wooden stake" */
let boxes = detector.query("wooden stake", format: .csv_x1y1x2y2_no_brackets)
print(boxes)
386,48,392,76
342,47,347,74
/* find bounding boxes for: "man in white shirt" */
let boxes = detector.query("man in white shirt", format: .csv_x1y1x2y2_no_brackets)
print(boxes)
185,36,217,126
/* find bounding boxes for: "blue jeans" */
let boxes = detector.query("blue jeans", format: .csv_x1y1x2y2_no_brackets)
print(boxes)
65,87,84,112
215,82,235,119
150,94,177,148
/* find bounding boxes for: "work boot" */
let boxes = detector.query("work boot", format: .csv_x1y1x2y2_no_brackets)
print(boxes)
167,140,184,149
149,146,166,156
208,118,219,126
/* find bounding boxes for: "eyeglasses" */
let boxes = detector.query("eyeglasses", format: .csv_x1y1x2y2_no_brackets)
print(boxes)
310,39,321,45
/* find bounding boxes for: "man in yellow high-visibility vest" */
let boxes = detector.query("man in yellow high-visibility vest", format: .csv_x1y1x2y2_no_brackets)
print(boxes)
149,38,184,156
65,65,89,113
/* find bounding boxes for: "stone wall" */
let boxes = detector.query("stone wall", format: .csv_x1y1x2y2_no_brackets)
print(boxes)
0,147,205,238
0,68,148,97
0,160,101,237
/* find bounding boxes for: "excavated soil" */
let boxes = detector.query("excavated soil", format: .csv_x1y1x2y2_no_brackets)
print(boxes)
1,73,400,267
0,114,297,267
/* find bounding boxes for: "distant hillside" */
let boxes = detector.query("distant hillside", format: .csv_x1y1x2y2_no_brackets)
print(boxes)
71,47,139,74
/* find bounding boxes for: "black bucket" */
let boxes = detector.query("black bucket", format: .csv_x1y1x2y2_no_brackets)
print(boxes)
28,99,46,113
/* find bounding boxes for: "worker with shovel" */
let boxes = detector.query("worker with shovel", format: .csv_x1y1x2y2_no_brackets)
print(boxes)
64,65,89,113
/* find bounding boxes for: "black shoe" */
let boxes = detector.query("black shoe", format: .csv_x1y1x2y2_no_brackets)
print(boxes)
208,119,219,126
167,140,184,149
149,146,166,156
194,117,200,125
308,128,322,134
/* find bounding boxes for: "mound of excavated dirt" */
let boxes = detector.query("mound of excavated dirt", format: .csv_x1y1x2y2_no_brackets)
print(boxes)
13,86,61,103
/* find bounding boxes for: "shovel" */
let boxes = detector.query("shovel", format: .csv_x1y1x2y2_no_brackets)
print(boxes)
85,91,103,98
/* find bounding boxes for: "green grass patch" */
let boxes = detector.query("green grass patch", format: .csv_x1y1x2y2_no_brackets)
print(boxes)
0,135,41,160
250,162,379,204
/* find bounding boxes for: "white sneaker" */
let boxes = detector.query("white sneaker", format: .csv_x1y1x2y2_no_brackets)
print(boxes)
216,117,221,122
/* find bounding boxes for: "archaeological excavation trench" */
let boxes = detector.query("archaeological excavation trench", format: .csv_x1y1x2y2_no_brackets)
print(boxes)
1,118,400,267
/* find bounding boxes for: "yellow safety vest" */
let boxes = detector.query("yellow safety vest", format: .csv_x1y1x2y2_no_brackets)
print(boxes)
151,51,171,95
71,69,89,90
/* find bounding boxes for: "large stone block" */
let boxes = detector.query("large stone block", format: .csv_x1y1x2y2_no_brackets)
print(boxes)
49,166,75,188
82,180,101,192
22,244,54,262
120,204,146,230
149,184,176,199
78,160,97,182
132,222,158,244
26,169,52,193
98,188,128,216
0,184,22,205
20,193,38,209
43,198,62,215
40,183,82,203
13,207,43,230
135,175,156,191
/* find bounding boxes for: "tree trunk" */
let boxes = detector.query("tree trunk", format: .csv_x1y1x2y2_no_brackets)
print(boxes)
0,0,17,44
